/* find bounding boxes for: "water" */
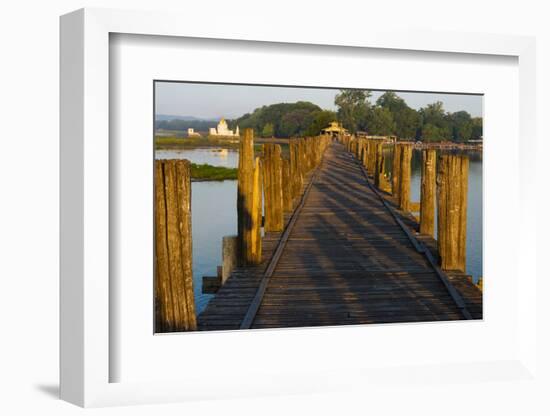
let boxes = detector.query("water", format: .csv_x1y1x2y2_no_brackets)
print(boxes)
156,146,483,315
190,181,237,313
156,147,239,167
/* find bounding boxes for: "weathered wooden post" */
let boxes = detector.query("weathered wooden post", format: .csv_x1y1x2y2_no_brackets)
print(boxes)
392,143,402,198
298,138,307,176
238,128,263,265
155,159,197,332
476,277,483,291
419,149,437,236
263,143,284,232
282,158,293,212
437,154,469,271
365,140,372,174
251,157,263,263
306,138,314,170
221,235,238,284
363,140,369,168
398,143,413,211
374,142,384,188
289,139,303,201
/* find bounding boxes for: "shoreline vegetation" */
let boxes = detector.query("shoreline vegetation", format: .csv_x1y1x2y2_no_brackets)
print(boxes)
156,136,291,157
190,163,237,181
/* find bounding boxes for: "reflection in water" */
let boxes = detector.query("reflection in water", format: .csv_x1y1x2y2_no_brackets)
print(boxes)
157,146,483,314
156,147,238,168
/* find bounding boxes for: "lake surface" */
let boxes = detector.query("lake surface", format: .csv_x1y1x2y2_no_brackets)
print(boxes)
156,147,239,168
156,146,482,315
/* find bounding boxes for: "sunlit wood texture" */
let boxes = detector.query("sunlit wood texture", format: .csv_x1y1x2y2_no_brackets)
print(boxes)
263,144,284,232
392,143,402,198
437,154,469,271
289,138,303,202
374,142,384,188
298,138,308,176
420,149,437,236
398,143,413,211
251,157,263,263
282,158,293,212
367,139,376,173
155,159,196,332
238,128,263,265
361,139,368,168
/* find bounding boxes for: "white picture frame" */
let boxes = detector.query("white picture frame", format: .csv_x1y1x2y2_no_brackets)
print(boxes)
60,7,538,408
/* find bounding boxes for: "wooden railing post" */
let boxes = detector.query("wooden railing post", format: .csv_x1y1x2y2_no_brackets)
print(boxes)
374,142,384,188
419,149,437,236
398,143,412,211
392,143,402,198
263,143,284,232
155,159,197,332
437,154,469,271
251,157,263,263
221,235,238,284
282,158,293,212
238,128,263,265
368,140,377,175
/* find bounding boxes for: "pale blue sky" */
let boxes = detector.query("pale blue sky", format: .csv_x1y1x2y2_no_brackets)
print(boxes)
155,81,483,119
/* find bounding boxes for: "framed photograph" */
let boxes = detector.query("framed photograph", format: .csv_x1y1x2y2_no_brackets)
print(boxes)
60,8,538,407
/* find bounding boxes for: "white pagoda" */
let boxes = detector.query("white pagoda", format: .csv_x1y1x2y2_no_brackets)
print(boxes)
209,118,240,137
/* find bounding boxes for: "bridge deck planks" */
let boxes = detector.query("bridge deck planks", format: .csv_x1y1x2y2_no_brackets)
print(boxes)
197,143,481,331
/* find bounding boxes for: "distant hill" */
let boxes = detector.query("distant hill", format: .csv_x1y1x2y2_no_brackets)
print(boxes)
155,102,338,138
155,115,220,132
155,114,217,122
229,101,336,138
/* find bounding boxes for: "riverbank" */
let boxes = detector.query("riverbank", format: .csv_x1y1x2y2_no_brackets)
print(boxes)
156,136,240,149
155,135,290,148
190,163,237,181
156,136,290,158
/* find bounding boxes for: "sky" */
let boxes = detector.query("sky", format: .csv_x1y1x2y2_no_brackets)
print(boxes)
155,81,483,120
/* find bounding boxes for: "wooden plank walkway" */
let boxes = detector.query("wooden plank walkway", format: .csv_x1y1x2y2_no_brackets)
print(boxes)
198,143,481,330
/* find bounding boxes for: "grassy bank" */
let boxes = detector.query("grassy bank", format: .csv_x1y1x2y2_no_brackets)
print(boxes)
156,135,290,158
190,163,237,181
156,135,240,149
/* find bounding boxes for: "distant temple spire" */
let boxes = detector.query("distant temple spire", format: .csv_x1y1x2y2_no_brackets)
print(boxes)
209,118,240,137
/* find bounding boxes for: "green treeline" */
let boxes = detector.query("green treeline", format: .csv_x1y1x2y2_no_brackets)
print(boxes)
230,91,482,142
229,101,337,139
331,90,482,141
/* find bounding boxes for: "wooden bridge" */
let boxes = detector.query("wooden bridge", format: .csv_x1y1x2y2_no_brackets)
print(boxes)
196,140,482,331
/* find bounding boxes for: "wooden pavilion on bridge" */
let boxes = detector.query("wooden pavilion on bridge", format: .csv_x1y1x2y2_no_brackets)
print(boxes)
321,121,348,137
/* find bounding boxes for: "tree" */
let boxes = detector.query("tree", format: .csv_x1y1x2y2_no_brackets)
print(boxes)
471,117,483,139
419,101,452,141
366,107,396,136
231,101,322,138
420,101,446,125
261,122,274,138
334,89,371,134
450,111,473,142
304,110,337,136
421,123,446,142
376,92,419,139
278,109,312,137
